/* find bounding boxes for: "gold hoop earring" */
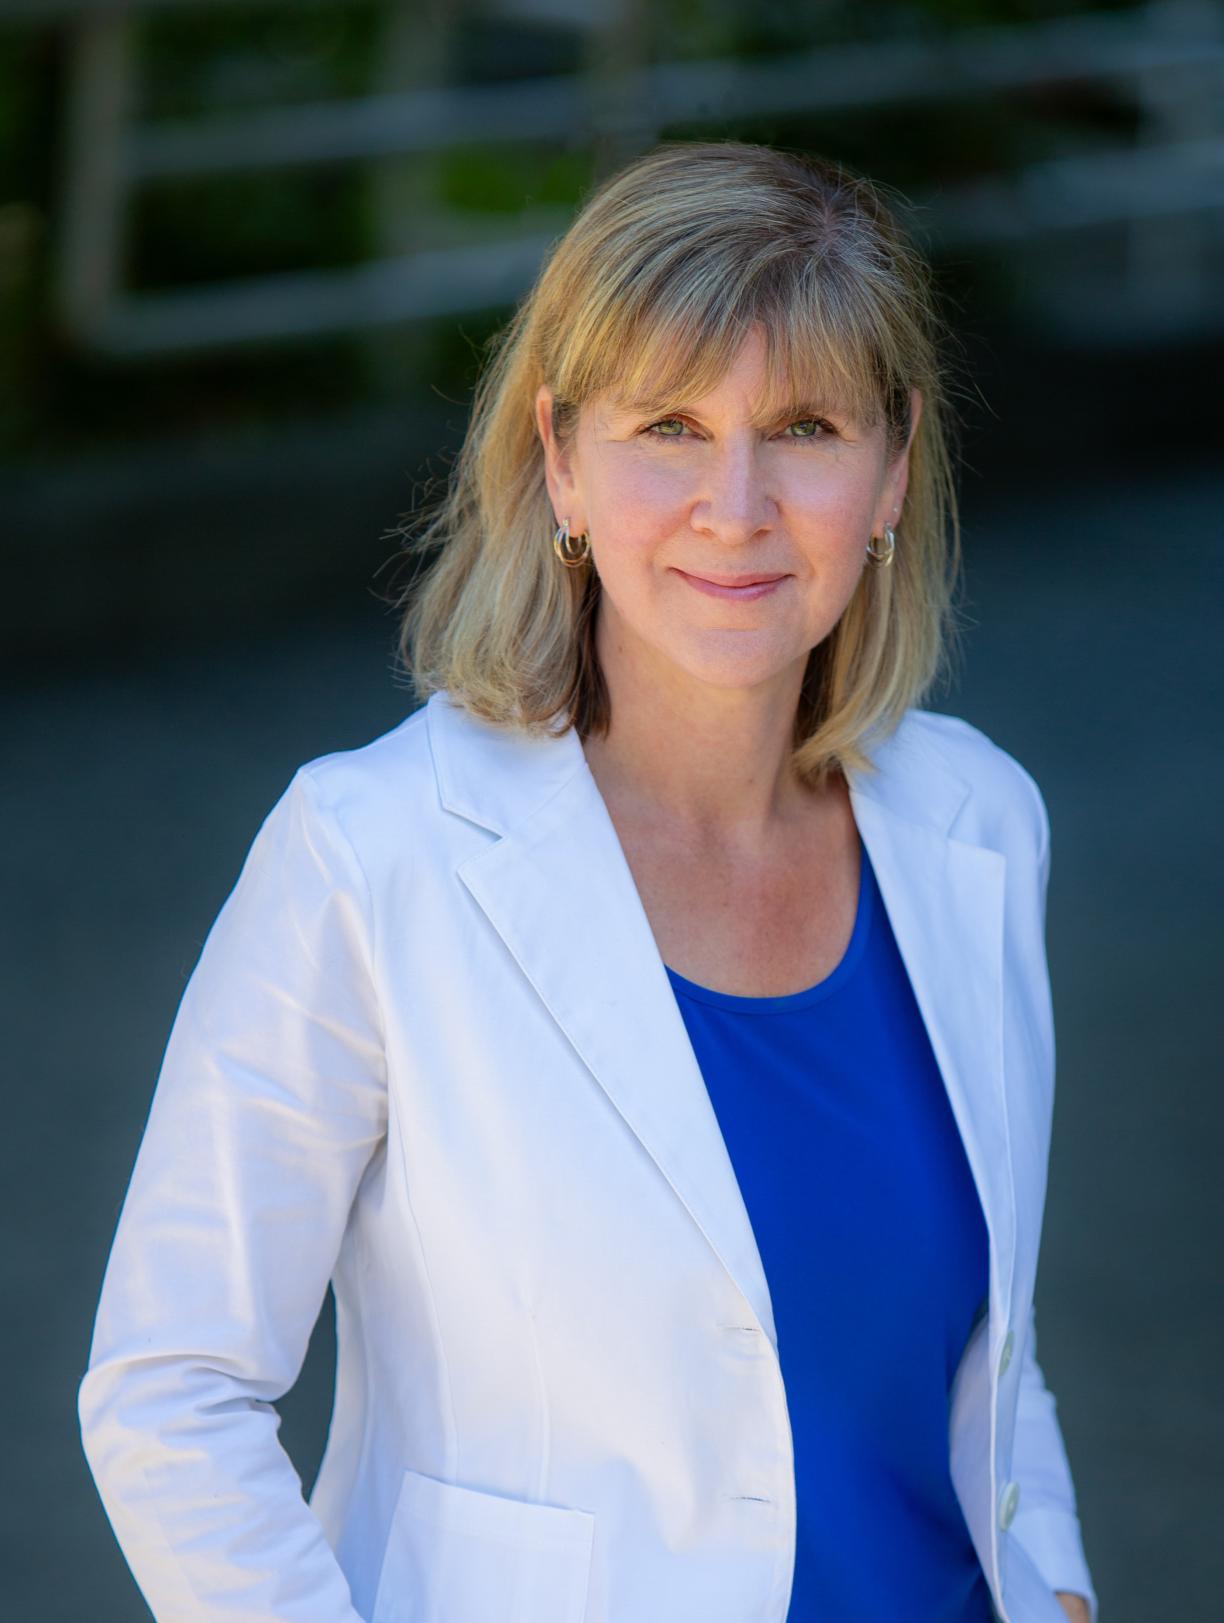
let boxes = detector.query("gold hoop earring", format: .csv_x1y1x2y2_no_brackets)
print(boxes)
866,521,896,567
553,516,591,568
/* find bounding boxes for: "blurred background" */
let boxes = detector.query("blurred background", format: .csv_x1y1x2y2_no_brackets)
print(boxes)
2,0,1221,1617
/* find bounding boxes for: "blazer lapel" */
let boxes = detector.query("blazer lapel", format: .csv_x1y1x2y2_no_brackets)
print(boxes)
454,738,781,1349
428,694,1016,1350
848,748,1016,1321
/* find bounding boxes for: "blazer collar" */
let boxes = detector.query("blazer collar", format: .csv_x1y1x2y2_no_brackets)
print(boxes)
426,692,1015,1350
426,689,972,840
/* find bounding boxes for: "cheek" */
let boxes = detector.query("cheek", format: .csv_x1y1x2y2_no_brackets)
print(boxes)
586,448,882,578
784,470,880,561
779,457,877,522
591,453,690,529
587,462,686,594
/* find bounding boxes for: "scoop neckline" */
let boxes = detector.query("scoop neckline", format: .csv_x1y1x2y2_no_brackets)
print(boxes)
663,839,875,1014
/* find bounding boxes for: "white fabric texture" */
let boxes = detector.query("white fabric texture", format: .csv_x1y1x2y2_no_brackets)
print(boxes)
80,692,1098,1622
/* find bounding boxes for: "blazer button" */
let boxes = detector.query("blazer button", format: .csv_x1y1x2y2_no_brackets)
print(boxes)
998,1330,1015,1379
998,1480,1021,1531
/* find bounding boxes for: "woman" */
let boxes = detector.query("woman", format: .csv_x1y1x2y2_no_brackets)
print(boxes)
80,142,1097,1622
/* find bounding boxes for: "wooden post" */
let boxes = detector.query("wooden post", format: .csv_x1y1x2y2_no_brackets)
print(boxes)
361,0,453,395
54,5,133,346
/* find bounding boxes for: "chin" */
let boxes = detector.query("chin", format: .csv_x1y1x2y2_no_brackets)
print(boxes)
663,637,805,694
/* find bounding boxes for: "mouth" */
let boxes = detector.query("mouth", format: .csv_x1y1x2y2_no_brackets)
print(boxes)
673,568,790,602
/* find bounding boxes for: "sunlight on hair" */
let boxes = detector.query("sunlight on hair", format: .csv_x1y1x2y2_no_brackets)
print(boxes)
392,141,963,785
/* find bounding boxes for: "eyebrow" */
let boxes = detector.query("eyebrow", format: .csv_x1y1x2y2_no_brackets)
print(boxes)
613,395,849,425
758,398,849,424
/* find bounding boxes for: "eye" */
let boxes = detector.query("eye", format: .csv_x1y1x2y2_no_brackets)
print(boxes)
783,417,833,440
641,415,836,443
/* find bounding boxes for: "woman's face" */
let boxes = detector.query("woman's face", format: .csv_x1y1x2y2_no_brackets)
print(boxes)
535,323,921,703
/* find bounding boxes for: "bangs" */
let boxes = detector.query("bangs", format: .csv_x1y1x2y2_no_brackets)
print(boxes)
558,255,895,432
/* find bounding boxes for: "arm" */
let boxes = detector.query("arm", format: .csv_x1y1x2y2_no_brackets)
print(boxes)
78,768,387,1620
1011,760,1098,1623
1012,1303,1098,1623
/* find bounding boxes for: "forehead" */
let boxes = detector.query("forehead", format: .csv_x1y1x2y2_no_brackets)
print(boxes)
589,320,877,428
599,381,853,427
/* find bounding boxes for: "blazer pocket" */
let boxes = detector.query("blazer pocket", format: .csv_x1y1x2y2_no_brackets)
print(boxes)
371,1468,596,1623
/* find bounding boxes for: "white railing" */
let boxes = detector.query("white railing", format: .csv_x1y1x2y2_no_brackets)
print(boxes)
9,0,1224,355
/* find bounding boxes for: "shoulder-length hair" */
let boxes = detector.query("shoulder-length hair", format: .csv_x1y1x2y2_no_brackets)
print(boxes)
394,139,963,785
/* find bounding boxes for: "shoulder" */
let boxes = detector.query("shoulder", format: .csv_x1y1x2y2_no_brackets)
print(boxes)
267,706,436,881
884,708,1050,864
294,704,433,817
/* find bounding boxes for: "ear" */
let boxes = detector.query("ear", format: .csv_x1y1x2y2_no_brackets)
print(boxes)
877,386,923,531
534,384,584,531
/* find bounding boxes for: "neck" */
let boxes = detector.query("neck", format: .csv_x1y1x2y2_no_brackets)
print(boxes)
580,599,820,841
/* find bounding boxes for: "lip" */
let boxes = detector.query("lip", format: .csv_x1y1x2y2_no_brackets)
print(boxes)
674,568,790,601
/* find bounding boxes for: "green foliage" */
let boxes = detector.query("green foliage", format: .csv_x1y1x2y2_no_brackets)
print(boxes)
137,1,384,119
0,28,55,454
436,146,593,217
0,0,1154,460
132,168,370,289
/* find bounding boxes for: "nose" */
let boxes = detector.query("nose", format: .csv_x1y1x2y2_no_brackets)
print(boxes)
690,433,776,544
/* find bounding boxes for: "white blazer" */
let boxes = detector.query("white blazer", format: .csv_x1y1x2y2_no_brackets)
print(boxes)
80,690,1097,1623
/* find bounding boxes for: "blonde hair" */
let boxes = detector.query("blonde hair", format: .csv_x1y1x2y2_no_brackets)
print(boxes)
394,139,964,784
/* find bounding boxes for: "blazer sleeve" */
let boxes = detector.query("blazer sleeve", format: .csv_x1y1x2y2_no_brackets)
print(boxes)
78,766,387,1621
1011,1304,1099,1621
1008,763,1099,1622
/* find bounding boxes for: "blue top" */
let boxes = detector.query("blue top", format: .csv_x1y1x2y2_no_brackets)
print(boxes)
664,839,993,1622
